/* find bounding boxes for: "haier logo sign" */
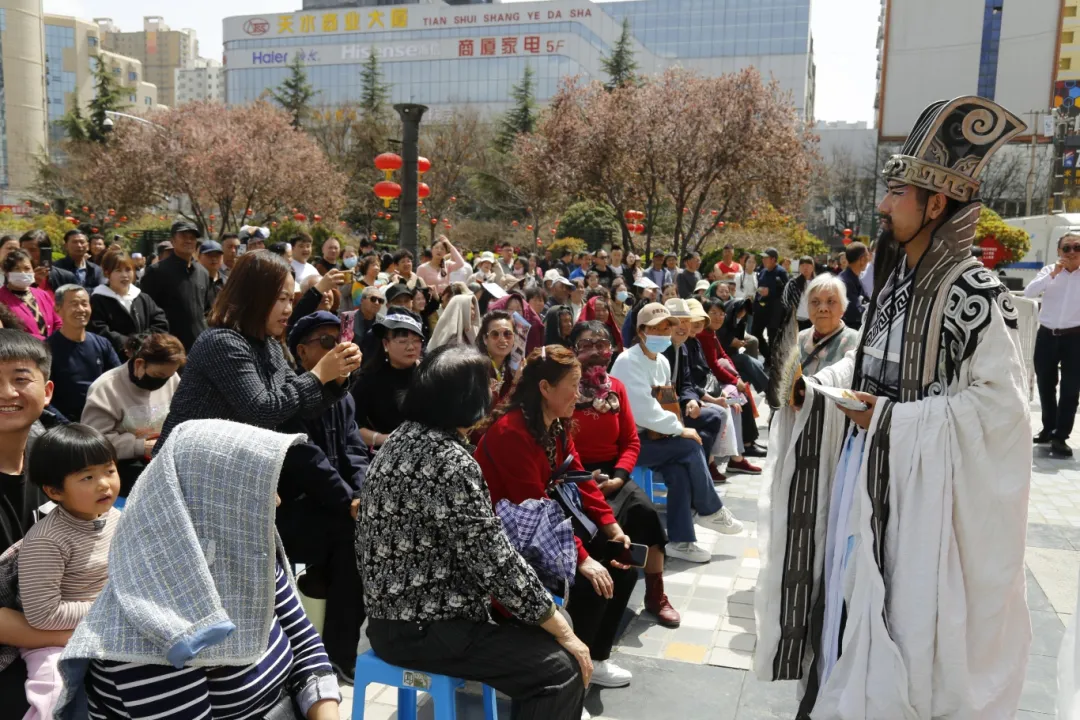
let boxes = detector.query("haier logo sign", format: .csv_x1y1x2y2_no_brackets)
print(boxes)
341,43,440,61
253,51,290,65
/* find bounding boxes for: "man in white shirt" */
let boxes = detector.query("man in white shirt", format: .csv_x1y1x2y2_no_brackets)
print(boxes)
1025,231,1080,457
290,233,321,288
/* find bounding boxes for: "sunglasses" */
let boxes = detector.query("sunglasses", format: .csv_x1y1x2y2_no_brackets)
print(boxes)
366,296,385,305
1062,243,1080,254
303,334,341,350
487,329,515,340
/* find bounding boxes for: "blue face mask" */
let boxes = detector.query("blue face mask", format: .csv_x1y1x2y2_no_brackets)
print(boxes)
343,256,358,269
616,291,630,303
643,335,672,354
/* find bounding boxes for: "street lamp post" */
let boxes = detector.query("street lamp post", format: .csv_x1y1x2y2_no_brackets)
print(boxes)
102,110,165,131
394,103,427,258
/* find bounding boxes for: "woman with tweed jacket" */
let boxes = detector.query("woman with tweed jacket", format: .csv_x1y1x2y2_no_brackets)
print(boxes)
156,251,360,450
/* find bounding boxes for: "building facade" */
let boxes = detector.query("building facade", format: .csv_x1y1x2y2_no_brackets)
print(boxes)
875,0,1061,141
303,0,496,9
176,59,225,105
44,15,158,152
0,0,48,200
96,16,198,108
224,0,815,119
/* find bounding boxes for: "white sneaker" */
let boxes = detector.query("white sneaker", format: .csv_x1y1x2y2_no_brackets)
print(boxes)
665,541,712,563
590,659,632,688
700,507,744,535
582,709,591,720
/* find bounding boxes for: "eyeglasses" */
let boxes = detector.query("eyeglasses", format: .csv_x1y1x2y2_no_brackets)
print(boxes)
576,339,612,352
1063,243,1080,254
487,329,515,340
303,334,340,350
365,296,385,305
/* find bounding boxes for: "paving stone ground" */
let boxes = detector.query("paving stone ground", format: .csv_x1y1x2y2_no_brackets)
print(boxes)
339,400,1074,719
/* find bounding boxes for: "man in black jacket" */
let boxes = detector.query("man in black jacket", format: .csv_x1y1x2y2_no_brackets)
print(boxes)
282,311,368,681
52,230,103,290
19,231,75,294
839,241,871,329
139,221,213,351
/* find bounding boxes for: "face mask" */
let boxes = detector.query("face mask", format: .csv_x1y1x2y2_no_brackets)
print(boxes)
129,361,171,391
616,291,629,303
643,335,672,354
513,269,525,277
343,256,358,269
6,272,33,290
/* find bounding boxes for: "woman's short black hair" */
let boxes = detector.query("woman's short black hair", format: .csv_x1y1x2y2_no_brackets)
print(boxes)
401,344,491,432
2,249,31,273
569,320,610,348
702,298,725,314
28,423,116,493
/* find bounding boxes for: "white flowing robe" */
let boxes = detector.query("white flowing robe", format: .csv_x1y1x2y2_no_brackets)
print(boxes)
757,297,1032,719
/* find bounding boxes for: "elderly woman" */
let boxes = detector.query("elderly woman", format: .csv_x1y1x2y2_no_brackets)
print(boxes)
798,274,859,376
55,421,342,720
428,292,481,351
476,345,637,691
359,345,591,720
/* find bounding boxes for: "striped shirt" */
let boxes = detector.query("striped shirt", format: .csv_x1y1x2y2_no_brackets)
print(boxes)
86,565,336,720
18,505,119,631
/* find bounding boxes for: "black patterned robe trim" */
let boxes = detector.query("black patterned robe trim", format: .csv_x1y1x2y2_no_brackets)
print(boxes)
866,400,893,583
771,392,827,681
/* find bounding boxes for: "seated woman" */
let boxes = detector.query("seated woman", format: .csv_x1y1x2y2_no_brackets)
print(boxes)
477,310,516,405
569,321,680,628
798,274,859,376
351,310,424,451
80,332,186,495
54,420,342,720
0,250,60,341
717,297,768,393
610,303,743,564
544,305,575,349
428,292,480,351
89,252,169,358
476,345,637,691
358,345,591,720
489,290,544,355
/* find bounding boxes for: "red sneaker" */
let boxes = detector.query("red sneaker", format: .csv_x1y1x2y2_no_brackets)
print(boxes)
727,458,762,475
708,462,728,485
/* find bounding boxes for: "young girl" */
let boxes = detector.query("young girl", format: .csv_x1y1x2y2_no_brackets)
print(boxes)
20,424,121,719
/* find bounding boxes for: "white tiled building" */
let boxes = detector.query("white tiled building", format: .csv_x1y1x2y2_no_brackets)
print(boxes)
175,58,225,105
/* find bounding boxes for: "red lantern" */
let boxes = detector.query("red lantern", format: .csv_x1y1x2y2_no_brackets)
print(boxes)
526,225,533,231
554,220,560,227
159,215,166,221
294,213,307,222
418,183,431,200
209,214,215,221
718,221,726,229
635,223,646,234
313,214,322,222
108,208,115,216
444,224,452,230
23,200,30,207
842,236,853,246
450,196,457,203
64,208,71,215
81,206,89,213
66,217,78,224
373,180,402,208
271,221,278,227
119,216,128,223
417,156,431,174
536,238,543,246
245,208,253,217
710,210,718,216
371,234,378,241
340,221,347,227
375,152,403,173
511,220,519,227
431,219,438,225
682,207,689,214
92,227,99,233
843,228,853,237
550,228,556,235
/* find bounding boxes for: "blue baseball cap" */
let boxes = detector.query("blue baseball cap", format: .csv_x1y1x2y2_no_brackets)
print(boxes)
199,240,223,255
288,311,341,357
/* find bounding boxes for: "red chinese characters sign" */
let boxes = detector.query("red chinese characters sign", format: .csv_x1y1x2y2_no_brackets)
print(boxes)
978,236,1010,269
458,35,563,57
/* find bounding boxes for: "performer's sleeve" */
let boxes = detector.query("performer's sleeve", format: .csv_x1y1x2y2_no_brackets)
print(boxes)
807,348,857,390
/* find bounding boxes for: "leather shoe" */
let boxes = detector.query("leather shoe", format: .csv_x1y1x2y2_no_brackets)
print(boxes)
1051,439,1074,458
1034,431,1054,444
645,593,682,627
709,462,727,484
743,444,767,458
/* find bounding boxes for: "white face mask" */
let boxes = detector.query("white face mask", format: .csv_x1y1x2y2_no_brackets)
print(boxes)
6,272,33,290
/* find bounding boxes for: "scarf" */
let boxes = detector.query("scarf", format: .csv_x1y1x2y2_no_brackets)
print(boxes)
576,358,618,414
577,296,624,351
55,420,304,720
428,294,480,351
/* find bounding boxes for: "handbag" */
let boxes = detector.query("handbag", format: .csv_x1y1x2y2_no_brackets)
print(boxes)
547,454,598,542
646,385,683,440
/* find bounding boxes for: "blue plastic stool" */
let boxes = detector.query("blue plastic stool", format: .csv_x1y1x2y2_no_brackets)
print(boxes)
632,467,667,506
352,649,499,720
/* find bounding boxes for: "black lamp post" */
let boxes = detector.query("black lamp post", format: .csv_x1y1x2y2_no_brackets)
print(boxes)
394,103,428,258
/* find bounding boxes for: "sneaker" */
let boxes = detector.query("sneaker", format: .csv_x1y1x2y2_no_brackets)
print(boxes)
582,709,591,720
590,659,632,688
701,507,745,535
666,541,712,563
727,458,762,475
1051,439,1074,458
1034,431,1054,444
708,462,727,485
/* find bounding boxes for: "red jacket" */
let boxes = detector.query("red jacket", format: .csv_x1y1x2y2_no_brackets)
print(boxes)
475,407,615,564
571,378,639,476
696,328,740,386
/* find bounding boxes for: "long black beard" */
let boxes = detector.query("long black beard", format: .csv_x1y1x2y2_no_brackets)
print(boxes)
872,226,900,306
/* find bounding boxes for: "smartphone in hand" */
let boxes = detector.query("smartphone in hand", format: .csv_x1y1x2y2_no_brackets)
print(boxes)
605,540,648,568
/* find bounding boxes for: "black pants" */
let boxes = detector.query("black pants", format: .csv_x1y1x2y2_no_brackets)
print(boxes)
567,534,638,662
1035,326,1080,442
582,462,667,551
277,498,364,671
368,617,584,720
0,658,28,716
742,405,760,447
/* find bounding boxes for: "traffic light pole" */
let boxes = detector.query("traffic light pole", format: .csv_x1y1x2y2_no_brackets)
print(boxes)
394,103,428,258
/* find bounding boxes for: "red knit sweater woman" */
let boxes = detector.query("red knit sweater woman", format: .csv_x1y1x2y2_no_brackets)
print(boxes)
570,320,680,628
476,345,637,690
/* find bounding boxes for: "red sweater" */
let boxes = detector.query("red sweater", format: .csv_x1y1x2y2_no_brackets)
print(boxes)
476,408,616,564
697,328,740,386
571,378,640,475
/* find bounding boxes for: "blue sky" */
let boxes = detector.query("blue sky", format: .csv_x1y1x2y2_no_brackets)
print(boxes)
43,0,880,124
